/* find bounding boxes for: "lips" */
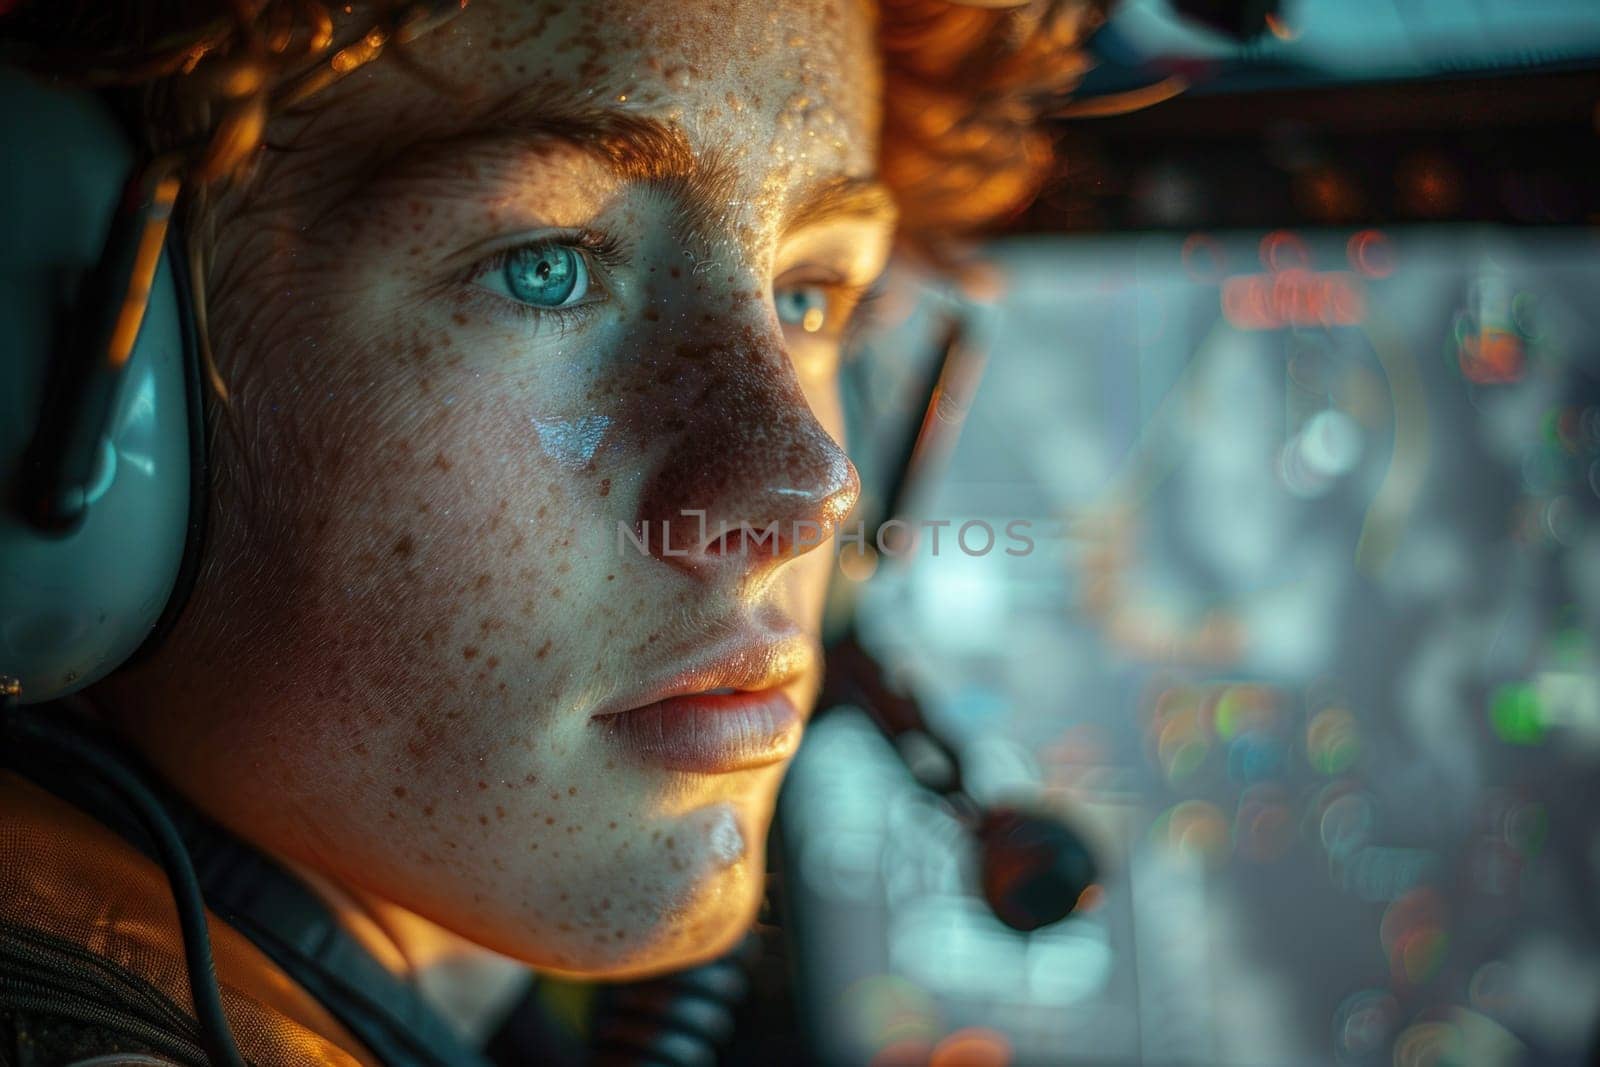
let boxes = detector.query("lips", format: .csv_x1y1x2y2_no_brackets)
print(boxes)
591,634,814,773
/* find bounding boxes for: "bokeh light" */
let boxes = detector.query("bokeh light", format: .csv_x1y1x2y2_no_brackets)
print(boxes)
1152,800,1230,867
1307,706,1362,775
1234,783,1296,862
1316,785,1376,863
1331,989,1400,1061
1488,683,1546,746
1260,230,1312,272
1390,1019,1464,1067
1347,230,1396,278
1381,889,1449,986
928,1027,1013,1067
848,974,941,1054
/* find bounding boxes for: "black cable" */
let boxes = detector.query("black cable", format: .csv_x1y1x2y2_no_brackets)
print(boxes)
0,697,247,1067
587,935,758,1067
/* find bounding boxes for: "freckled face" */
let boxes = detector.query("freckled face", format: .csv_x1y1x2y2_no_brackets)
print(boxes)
103,0,887,975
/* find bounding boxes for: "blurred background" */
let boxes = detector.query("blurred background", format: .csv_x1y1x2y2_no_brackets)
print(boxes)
769,1,1600,1064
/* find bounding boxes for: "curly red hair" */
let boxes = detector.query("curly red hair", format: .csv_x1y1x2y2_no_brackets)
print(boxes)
4,0,1107,238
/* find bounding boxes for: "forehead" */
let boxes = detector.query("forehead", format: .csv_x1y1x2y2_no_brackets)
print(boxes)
283,0,882,208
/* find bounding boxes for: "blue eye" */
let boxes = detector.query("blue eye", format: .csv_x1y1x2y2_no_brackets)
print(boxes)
502,244,590,308
776,284,828,333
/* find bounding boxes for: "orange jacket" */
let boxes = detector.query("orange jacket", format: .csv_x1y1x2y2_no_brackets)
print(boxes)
0,771,379,1065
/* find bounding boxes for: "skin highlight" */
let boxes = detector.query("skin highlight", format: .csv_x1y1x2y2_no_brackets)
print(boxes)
92,0,891,995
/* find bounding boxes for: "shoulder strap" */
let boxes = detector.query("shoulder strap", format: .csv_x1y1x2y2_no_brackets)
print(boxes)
4,704,492,1067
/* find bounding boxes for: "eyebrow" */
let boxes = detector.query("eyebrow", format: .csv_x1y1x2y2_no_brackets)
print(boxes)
355,87,897,240
785,175,899,238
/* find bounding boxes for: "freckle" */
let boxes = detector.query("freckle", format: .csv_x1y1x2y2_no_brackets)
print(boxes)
537,505,547,519
545,816,556,825
473,573,491,590
354,743,368,755
478,815,489,825
669,266,681,278
605,760,615,769
643,308,660,322
462,646,478,660
432,452,452,472
536,639,552,659
393,786,407,798
418,502,431,513
606,574,615,581
391,534,414,558
559,892,569,903
552,588,562,599
485,655,499,669
665,837,674,850
387,809,398,820
496,805,507,819
568,786,578,796
599,478,611,497
524,773,537,784
423,805,435,816
478,780,488,790
608,821,618,830
452,312,468,325
549,790,561,800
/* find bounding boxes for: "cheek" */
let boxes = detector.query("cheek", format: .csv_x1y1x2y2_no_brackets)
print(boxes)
276,345,589,721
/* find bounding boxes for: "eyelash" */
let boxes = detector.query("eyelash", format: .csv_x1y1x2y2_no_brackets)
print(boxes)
469,229,628,330
776,277,878,337
467,231,875,339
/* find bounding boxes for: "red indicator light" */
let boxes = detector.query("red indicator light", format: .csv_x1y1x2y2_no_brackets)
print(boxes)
1222,271,1366,330
1347,230,1396,278
1259,230,1311,272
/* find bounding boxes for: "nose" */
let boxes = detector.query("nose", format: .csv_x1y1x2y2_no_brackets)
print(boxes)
631,323,860,580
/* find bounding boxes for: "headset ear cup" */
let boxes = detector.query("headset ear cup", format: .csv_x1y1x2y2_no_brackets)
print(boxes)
0,67,194,703
126,228,210,670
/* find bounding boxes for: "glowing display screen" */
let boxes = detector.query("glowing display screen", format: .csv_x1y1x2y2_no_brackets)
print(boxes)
785,226,1600,1066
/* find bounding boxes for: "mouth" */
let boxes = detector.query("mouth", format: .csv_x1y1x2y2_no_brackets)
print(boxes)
591,635,813,774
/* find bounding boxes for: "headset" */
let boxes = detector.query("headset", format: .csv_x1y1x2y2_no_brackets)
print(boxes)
0,10,477,1066
0,0,471,707
0,65,199,707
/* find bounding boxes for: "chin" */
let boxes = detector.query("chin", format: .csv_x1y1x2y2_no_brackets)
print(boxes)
521,838,768,982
